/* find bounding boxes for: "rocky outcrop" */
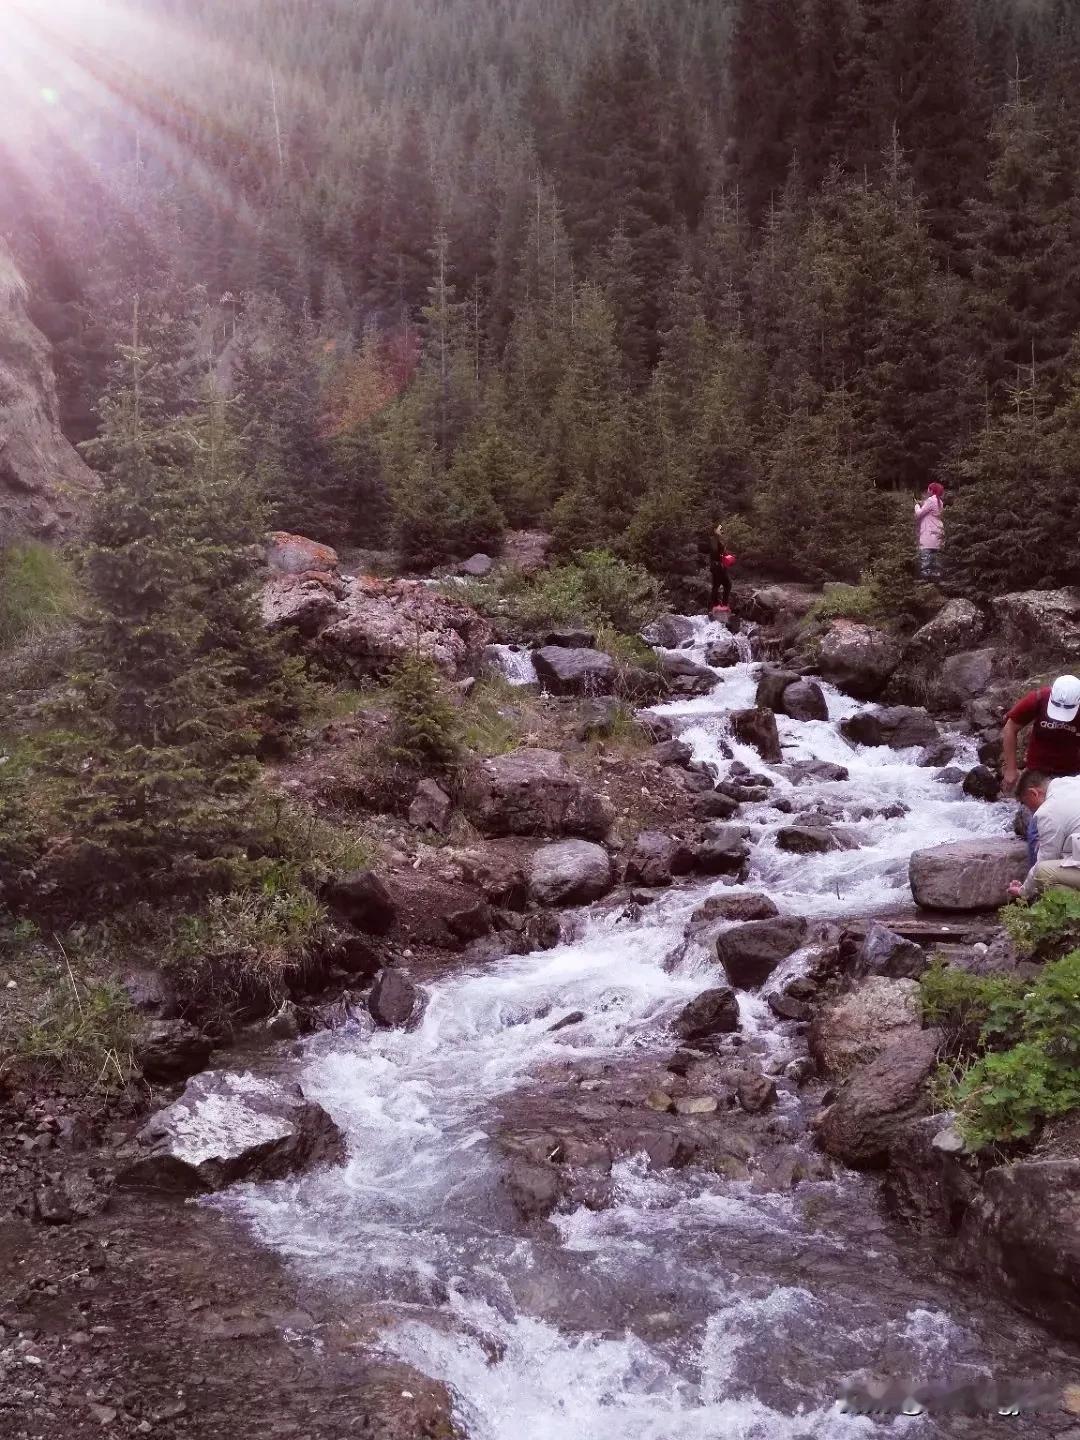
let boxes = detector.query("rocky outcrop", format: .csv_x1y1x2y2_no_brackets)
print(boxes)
840,706,939,750
907,598,987,657
815,621,901,699
909,838,1028,911
118,1072,344,1194
717,916,808,988
462,749,612,840
529,840,614,906
313,575,493,677
815,1029,942,1167
808,977,924,1074
993,587,1080,659
262,572,344,635
932,649,996,709
0,242,96,540
623,831,694,887
533,646,616,696
731,707,782,763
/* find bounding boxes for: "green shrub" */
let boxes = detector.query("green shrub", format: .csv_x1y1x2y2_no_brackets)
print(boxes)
919,958,1024,1046
1003,888,1080,959
460,678,521,757
508,549,665,635
809,581,879,623
387,651,460,770
0,543,76,651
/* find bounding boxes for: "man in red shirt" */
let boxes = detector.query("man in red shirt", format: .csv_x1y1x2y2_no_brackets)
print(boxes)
1002,675,1080,793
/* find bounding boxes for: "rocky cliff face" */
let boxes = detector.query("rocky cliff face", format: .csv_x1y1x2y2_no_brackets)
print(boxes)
0,242,95,542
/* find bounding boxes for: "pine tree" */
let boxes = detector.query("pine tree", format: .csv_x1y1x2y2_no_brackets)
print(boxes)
723,0,802,225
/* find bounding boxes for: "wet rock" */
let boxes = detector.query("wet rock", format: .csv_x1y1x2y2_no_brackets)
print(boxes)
755,669,801,712
731,706,782,764
121,968,178,1019
689,892,779,927
839,706,939,750
660,653,716,695
549,1011,585,1033
445,899,493,941
717,916,808,988
267,1004,300,1040
522,912,563,951
694,791,742,820
935,766,965,785
704,632,741,667
135,1020,213,1083
408,779,453,833
325,869,398,935
815,1028,942,1168
640,615,695,649
808,976,923,1075
962,765,1001,802
505,1160,560,1220
691,823,751,878
854,922,928,981
463,748,612,840
636,712,675,743
529,840,614,907
533,646,616,695
768,992,811,1021
781,679,829,722
737,1075,777,1112
120,1072,344,1194
368,969,422,1028
460,552,494,577
776,826,852,855
323,932,381,981
651,738,692,768
782,759,850,784
673,987,740,1041
815,620,901,699
992,587,1080,660
910,838,1029,911
623,831,694,887
907,598,986,657
918,737,958,768
786,1057,815,1085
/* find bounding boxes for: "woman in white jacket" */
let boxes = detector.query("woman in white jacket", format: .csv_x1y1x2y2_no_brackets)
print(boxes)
1009,770,1080,900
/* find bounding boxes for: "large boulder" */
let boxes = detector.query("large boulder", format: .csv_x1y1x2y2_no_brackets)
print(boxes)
731,707,782,764
704,632,742,668
782,679,829,722
689,892,779,928
262,572,344,635
716,916,808,988
839,706,939,750
755,669,801,711
460,552,493,577
933,648,996,709
692,823,751,878
853,922,928,980
815,621,901,700
782,759,850,784
906,598,987,658
742,586,817,627
808,976,923,1074
266,531,340,576
623,831,694,887
324,870,398,935
315,576,492,677
368,968,423,1028
640,615,695,649
815,1028,942,1168
118,1072,344,1194
529,840,614,907
462,749,612,840
993,588,1080,660
660,653,716,695
533,646,616,696
673,986,741,1041
910,839,1028,911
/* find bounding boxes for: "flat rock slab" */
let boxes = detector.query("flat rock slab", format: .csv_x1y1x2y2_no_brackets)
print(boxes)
910,838,1029,911
119,1072,344,1194
533,646,616,696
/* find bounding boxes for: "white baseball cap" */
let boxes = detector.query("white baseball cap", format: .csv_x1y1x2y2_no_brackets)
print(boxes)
1047,675,1080,722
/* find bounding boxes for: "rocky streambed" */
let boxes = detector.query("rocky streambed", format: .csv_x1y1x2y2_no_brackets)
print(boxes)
183,616,1080,1438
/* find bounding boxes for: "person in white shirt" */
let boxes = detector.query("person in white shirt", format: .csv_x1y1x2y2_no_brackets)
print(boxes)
1008,770,1080,901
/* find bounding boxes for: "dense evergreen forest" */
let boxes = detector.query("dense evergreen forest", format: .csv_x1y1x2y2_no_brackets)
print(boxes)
4,0,1080,597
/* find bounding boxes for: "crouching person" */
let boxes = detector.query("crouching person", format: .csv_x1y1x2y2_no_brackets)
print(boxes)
1008,769,1080,901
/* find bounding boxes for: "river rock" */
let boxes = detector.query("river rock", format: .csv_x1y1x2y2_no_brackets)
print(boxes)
907,598,986,657
325,869,398,934
755,670,801,712
962,765,1001,802
673,986,741,1041
808,976,923,1075
119,1072,344,1194
266,531,340,575
533,646,616,696
768,992,812,1021
731,707,782,764
815,1028,943,1168
992,587,1080,659
505,1159,560,1220
651,739,692,768
660,653,716,695
408,778,453,833
690,892,779,926
737,1074,777,1112
936,766,965,785
839,706,939,749
782,679,829,722
134,1020,213,1083
815,621,901,699
623,831,694,887
776,826,852,855
854,922,927,980
717,917,808,988
463,748,612,840
692,824,751,878
529,840,614,906
918,737,958,768
782,759,850,784
909,838,1029,911
641,615,695,649
704,632,741,667
694,792,742,821
369,968,423,1028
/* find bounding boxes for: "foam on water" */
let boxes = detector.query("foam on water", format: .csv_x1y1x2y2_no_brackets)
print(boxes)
488,643,538,686
221,612,1030,1438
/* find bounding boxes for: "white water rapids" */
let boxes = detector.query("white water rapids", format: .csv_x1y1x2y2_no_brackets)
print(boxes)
219,618,1076,1437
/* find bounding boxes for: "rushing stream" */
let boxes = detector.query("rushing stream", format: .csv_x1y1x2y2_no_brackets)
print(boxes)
221,618,1080,1438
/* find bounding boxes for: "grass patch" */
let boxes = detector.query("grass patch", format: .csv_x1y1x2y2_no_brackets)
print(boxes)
0,543,77,652
460,676,522,757
809,581,878,623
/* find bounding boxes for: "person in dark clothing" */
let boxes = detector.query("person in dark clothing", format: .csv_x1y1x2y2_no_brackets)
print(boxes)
708,523,735,611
